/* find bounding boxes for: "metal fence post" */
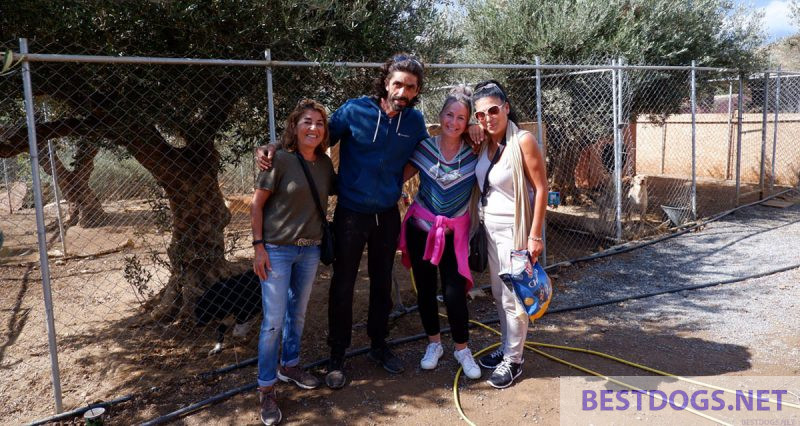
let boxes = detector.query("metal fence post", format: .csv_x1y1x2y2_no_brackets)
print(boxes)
759,71,769,199
660,122,667,175
736,74,744,205
535,56,546,266
770,66,781,193
19,37,63,414
264,49,277,144
46,139,67,256
690,60,697,221
726,81,734,180
612,59,622,240
2,157,12,214
239,159,246,192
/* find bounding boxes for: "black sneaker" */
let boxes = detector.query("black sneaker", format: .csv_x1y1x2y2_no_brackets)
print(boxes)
487,358,523,389
367,346,405,374
479,347,504,369
325,356,346,390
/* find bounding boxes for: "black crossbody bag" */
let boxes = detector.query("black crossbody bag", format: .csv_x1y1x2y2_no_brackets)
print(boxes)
294,151,335,265
468,141,504,272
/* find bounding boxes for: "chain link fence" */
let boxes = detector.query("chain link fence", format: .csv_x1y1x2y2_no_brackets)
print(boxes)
2,44,799,423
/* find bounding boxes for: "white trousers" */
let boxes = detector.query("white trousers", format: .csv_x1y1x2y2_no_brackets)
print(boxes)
484,219,528,363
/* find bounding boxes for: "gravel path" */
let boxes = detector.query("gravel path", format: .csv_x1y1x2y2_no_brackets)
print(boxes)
552,195,800,311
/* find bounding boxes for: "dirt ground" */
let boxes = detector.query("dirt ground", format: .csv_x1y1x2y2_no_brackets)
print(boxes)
1,186,798,425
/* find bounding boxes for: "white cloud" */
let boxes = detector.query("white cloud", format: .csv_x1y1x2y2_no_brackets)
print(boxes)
760,0,799,41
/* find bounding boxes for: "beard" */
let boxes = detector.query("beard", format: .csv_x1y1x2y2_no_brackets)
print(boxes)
390,95,410,111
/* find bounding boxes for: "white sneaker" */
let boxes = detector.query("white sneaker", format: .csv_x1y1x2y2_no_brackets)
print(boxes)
454,347,482,379
420,342,444,370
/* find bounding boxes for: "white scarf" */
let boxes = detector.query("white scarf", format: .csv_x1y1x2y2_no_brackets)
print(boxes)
469,120,534,250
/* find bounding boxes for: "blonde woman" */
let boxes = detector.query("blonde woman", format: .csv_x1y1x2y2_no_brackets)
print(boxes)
398,86,482,379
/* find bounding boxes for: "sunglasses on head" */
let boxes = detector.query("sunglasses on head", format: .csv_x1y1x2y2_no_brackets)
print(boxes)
392,55,423,67
474,103,504,121
474,82,499,93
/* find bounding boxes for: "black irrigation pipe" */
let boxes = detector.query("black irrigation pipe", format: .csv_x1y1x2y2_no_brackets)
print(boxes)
142,259,800,425
546,262,800,315
543,187,799,272
199,303,421,380
26,393,136,426
140,330,454,426
30,188,799,425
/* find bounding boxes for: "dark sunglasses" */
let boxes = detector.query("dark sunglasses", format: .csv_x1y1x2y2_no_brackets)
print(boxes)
474,103,504,121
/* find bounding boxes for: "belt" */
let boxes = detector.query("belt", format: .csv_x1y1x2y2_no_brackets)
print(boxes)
293,238,321,247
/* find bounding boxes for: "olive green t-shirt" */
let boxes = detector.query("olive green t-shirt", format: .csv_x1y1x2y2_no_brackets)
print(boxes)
256,149,336,244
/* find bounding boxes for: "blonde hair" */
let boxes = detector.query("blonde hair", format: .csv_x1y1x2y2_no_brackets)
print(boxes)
438,84,473,121
281,99,330,155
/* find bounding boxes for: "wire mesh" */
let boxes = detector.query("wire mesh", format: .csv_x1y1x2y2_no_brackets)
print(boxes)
538,65,619,256
773,71,800,193
1,48,274,422
734,72,800,203
3,47,800,422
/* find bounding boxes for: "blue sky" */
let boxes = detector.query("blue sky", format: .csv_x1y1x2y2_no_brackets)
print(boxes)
739,0,799,42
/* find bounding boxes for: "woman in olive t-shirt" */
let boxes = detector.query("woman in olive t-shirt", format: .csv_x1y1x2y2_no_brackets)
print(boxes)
250,99,335,426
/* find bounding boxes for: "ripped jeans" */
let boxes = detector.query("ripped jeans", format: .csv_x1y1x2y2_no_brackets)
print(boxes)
257,243,320,387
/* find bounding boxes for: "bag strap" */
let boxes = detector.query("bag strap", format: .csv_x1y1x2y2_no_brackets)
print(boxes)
480,138,505,207
293,151,327,224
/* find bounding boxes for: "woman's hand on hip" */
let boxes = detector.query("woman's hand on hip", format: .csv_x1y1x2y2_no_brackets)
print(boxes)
253,245,271,281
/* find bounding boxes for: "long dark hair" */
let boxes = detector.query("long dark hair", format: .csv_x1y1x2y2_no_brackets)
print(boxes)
473,79,520,125
371,53,425,107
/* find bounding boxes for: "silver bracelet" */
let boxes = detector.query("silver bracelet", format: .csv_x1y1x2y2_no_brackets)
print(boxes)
527,236,543,242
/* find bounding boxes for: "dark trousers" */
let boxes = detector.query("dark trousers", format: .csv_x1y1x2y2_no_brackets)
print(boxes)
327,204,400,355
405,222,470,344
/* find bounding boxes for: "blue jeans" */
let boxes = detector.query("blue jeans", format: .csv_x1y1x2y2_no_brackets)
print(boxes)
257,243,320,387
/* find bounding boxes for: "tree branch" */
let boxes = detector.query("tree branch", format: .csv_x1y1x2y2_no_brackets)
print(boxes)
184,77,238,162
0,116,112,158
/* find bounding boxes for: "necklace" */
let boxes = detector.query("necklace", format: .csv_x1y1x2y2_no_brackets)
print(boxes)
428,136,463,185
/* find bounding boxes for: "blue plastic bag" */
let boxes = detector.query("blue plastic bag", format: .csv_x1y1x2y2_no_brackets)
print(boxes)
499,250,552,322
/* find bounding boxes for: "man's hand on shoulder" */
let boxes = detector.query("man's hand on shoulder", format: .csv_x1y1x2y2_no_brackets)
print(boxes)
255,143,279,171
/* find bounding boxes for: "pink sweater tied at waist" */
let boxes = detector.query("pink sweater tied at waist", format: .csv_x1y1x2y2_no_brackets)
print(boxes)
398,202,473,292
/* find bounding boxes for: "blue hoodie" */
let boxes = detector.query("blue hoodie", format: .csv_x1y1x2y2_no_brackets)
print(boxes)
329,96,429,214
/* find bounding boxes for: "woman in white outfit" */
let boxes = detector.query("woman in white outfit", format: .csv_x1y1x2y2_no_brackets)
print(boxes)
471,80,548,389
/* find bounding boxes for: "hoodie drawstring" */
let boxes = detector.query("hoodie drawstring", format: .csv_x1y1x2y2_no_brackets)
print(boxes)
396,110,402,134
372,111,381,143
372,105,403,143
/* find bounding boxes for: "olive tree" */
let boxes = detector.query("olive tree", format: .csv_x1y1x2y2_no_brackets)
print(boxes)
0,0,462,321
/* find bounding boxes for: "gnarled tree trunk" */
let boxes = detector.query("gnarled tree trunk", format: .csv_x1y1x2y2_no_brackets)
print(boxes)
1,119,108,227
121,103,237,322
148,168,234,321
38,140,107,227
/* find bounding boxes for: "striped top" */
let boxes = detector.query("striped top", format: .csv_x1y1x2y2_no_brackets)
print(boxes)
409,136,477,218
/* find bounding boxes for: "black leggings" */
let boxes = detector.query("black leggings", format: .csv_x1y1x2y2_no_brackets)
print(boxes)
405,222,470,344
